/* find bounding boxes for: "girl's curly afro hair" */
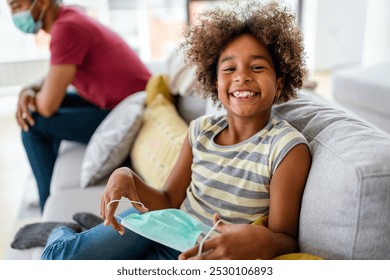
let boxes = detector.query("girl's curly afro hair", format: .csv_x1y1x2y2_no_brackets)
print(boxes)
181,1,307,104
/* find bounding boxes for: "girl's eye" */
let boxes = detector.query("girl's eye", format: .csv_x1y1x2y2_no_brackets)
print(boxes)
251,66,265,71
222,67,235,72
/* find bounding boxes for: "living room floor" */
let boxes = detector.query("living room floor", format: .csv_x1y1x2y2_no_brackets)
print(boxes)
0,90,39,259
0,71,333,259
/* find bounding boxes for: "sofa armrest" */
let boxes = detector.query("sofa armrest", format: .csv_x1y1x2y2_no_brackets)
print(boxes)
273,90,390,259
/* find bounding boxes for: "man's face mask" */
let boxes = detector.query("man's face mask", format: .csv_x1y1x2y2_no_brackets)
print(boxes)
108,200,220,255
12,0,45,34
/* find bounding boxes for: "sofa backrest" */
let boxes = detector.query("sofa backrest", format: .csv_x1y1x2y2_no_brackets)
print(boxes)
273,90,390,259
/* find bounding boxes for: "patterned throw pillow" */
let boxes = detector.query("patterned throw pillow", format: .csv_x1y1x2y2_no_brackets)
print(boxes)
130,94,188,189
80,91,146,188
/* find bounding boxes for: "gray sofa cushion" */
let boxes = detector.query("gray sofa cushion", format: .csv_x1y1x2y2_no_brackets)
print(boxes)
176,94,207,124
50,141,87,194
273,90,390,259
51,141,110,195
43,185,130,225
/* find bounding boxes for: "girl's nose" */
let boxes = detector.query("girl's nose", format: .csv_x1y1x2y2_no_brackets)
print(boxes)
234,69,252,83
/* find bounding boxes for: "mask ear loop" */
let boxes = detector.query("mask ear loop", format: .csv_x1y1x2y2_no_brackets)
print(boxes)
29,0,39,11
197,219,223,256
106,198,145,222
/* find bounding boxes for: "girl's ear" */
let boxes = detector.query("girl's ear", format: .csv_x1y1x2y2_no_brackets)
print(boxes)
276,76,284,98
215,80,219,99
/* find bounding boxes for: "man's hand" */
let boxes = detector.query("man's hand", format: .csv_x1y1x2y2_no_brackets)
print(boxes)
15,88,36,131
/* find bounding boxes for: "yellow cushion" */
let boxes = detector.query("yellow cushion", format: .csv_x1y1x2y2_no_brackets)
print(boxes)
252,216,324,260
273,253,324,260
145,74,172,105
130,94,188,189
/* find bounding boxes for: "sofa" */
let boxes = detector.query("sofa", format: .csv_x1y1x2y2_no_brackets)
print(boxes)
6,59,390,260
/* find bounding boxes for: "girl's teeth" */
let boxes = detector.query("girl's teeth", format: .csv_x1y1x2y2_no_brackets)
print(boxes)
233,91,256,98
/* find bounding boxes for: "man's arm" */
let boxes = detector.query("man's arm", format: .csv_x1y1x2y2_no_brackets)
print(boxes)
16,64,75,131
35,64,77,117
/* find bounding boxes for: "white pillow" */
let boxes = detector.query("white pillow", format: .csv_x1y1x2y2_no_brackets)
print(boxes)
167,48,197,96
80,91,146,188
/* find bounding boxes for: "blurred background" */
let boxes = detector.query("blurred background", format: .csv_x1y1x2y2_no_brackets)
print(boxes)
0,0,389,259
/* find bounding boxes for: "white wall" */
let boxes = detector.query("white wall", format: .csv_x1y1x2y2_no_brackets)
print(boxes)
362,0,390,66
0,2,50,86
0,1,48,63
303,0,368,72
303,0,390,72
301,0,319,73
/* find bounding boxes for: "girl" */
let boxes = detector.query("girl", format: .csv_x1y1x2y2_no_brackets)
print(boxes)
42,1,311,260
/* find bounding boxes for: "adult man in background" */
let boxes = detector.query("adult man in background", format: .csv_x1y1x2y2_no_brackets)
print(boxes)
7,0,151,211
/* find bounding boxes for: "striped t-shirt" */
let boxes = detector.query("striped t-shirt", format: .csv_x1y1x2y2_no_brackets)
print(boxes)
180,115,309,227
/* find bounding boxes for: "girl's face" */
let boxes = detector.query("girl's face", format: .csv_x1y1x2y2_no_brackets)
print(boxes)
216,34,283,120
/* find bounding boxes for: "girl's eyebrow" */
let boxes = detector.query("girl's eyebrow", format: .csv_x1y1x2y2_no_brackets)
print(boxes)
252,55,268,61
219,56,234,64
219,55,268,64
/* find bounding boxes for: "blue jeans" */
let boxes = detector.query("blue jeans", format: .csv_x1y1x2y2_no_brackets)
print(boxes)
21,93,110,211
41,208,181,260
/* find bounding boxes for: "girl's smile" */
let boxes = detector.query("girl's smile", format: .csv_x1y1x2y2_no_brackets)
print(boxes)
230,90,259,99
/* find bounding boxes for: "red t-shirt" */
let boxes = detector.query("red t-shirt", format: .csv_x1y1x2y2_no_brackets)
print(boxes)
50,6,151,109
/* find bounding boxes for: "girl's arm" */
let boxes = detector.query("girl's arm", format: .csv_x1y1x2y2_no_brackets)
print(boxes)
265,143,311,256
101,134,193,234
179,143,311,260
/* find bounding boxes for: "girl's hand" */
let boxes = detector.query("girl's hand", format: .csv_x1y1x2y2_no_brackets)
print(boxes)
100,167,148,235
179,214,273,260
15,89,36,131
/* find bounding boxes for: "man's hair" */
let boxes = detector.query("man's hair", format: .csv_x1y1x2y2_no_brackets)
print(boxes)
181,1,307,104
30,0,61,3
29,0,61,3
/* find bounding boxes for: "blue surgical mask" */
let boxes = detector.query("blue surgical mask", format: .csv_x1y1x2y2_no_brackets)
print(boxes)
12,0,44,34
107,199,221,255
